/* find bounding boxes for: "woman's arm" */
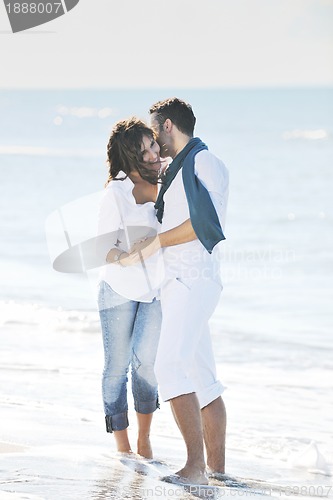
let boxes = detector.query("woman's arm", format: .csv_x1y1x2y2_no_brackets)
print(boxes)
98,187,132,266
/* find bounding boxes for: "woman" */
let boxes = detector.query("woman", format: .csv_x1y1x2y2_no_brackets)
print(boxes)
97,117,165,459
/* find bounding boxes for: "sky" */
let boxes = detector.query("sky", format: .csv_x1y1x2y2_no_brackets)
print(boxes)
0,0,333,88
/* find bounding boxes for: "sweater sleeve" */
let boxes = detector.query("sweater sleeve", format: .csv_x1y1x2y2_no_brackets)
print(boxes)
194,150,229,232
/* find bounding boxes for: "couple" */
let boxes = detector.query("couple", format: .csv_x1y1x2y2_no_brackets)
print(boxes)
97,97,229,485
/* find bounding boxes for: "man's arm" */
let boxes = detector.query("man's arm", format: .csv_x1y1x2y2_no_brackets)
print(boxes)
128,218,197,263
159,218,197,248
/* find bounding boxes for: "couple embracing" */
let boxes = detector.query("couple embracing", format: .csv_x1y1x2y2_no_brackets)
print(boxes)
97,97,229,485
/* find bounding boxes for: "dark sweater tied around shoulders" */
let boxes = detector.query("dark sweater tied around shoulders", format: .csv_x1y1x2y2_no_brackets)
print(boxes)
154,137,225,253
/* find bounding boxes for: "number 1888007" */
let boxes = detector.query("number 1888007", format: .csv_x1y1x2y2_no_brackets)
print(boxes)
6,3,62,14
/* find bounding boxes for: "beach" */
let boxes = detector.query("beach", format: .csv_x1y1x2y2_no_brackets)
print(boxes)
1,310,332,500
0,88,332,499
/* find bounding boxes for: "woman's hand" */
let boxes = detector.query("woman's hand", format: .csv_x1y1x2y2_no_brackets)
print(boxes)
106,248,137,267
117,251,141,267
106,235,161,267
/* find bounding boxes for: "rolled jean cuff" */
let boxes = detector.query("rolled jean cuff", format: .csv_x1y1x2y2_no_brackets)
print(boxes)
134,397,160,414
105,412,129,433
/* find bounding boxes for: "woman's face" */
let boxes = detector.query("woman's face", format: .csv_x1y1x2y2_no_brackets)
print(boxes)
140,135,162,171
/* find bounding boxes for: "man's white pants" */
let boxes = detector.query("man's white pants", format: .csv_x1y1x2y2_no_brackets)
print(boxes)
154,276,224,409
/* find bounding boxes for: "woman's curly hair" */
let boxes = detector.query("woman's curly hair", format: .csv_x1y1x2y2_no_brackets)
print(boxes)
105,117,159,186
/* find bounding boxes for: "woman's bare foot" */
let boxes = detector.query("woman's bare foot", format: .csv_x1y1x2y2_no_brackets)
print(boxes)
137,436,153,459
136,412,154,459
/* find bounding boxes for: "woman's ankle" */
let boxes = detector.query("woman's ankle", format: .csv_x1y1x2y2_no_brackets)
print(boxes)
114,429,131,453
137,435,152,459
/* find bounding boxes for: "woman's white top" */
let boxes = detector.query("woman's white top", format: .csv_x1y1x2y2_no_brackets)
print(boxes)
97,173,164,302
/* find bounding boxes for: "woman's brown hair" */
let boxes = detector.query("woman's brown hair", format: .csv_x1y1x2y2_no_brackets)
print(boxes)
106,117,158,186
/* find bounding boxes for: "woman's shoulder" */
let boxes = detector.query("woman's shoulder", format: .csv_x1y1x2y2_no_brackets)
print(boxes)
105,176,133,195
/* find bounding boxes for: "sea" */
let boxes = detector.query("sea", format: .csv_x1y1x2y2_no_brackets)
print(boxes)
0,88,332,500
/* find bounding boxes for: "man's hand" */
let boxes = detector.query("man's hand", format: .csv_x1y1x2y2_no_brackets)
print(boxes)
129,219,197,263
129,235,161,263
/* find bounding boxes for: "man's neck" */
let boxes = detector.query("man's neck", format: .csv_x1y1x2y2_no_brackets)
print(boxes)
172,135,192,159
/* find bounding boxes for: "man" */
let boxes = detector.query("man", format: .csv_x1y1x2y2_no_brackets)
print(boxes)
132,98,229,485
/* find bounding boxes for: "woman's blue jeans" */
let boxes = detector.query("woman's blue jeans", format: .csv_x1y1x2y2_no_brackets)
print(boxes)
98,281,161,433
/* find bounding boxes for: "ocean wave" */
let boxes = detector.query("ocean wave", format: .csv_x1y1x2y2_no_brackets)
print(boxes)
56,105,115,119
282,129,329,141
0,300,100,334
0,145,102,158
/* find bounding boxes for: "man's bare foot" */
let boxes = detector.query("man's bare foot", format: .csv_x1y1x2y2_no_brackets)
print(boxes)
207,464,225,475
115,450,135,457
137,437,153,459
163,466,208,485
207,469,227,480
116,446,132,454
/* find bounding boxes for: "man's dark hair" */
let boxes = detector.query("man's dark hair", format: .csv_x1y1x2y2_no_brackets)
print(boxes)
149,97,196,137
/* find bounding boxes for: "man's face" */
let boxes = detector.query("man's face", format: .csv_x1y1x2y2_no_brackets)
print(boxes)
150,112,170,157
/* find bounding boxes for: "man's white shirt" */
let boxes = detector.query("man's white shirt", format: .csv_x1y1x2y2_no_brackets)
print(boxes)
161,149,229,283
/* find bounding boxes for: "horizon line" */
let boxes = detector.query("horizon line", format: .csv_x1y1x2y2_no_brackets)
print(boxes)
0,84,333,91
